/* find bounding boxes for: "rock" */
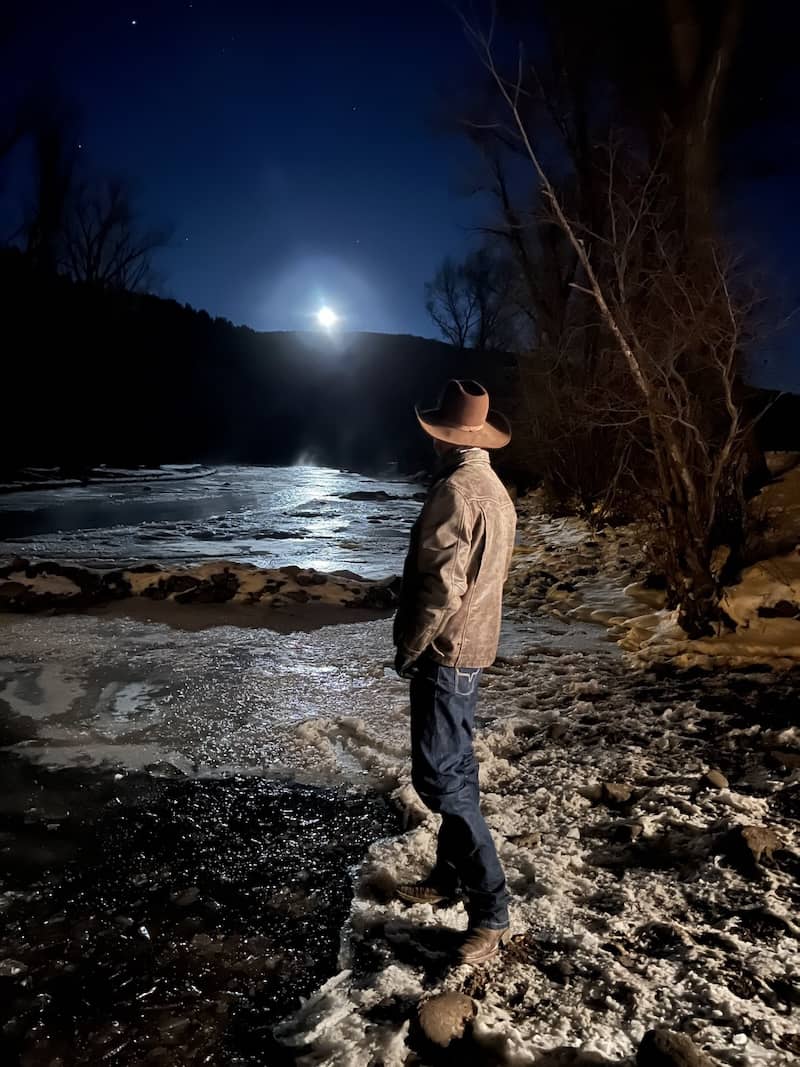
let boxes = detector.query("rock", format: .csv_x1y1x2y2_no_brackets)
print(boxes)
601,782,633,805
418,992,477,1047
769,749,800,770
548,722,568,740
729,824,784,865
701,769,729,790
340,490,395,501
0,581,27,601
7,556,30,574
144,761,186,778
358,576,401,609
757,599,800,618
284,589,310,603
612,821,644,843
143,574,198,600
636,1028,715,1067
0,958,28,977
171,887,200,907
510,831,541,849
176,571,239,604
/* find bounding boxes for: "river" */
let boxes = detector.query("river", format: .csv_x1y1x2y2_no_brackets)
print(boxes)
0,465,430,1064
0,464,422,578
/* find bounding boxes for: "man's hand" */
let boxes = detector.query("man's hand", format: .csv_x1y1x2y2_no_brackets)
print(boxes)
394,648,419,679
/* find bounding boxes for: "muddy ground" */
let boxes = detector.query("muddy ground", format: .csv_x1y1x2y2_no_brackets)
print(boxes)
0,756,400,1066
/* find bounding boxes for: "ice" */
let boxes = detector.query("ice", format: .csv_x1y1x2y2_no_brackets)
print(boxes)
0,465,421,578
0,614,405,774
0,613,590,780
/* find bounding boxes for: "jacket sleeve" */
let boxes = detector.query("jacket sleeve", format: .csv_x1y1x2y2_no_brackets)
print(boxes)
396,482,469,658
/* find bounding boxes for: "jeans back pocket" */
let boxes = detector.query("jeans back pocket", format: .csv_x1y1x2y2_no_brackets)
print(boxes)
454,667,481,696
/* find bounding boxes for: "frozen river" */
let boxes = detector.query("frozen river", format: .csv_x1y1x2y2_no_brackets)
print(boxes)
0,465,595,779
0,466,422,775
0,464,422,578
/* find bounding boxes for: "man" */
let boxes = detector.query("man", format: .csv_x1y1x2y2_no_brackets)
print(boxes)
393,379,517,965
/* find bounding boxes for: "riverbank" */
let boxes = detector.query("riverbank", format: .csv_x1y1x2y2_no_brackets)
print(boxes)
261,483,800,1065
0,557,400,616
277,643,800,1066
1,463,798,1065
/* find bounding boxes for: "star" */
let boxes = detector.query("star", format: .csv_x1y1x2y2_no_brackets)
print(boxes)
131,18,137,26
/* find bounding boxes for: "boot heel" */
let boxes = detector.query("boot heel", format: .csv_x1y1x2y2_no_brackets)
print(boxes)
500,928,513,946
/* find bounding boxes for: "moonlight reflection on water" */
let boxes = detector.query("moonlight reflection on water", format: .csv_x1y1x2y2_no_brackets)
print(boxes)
0,465,422,578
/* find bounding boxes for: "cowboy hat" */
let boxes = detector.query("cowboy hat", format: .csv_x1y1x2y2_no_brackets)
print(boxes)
415,379,511,449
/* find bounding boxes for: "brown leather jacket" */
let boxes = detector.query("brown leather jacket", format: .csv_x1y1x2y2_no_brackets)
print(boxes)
393,448,517,668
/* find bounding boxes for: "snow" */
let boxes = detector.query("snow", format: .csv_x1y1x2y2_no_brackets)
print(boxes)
504,460,800,670
613,549,800,668
264,466,799,1065
1,462,798,1063
4,570,81,597
275,640,798,1065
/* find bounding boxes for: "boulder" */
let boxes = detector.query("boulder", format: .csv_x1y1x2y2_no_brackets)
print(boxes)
700,769,729,790
418,992,477,1047
733,824,784,864
637,1028,715,1067
601,782,633,805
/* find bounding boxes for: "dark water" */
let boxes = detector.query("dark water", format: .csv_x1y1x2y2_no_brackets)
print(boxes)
0,758,400,1066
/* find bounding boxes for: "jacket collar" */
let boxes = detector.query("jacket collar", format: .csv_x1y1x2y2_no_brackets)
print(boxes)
434,447,490,479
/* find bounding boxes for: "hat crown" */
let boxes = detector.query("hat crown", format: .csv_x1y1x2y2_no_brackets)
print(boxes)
439,380,489,429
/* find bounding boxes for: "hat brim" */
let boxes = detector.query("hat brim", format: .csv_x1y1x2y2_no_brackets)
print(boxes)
415,406,512,449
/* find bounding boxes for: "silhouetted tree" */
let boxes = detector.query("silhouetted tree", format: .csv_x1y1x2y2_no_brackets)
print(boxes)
425,246,516,350
426,256,478,349
22,96,77,274
464,15,765,634
62,177,169,291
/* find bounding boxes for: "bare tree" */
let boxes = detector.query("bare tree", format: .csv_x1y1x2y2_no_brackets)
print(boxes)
426,256,478,349
22,97,77,273
466,18,759,634
62,177,168,291
425,245,516,351
659,0,744,242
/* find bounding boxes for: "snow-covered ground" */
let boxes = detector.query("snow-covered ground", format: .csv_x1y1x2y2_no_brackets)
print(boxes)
267,487,800,1067
0,464,798,1065
279,643,798,1065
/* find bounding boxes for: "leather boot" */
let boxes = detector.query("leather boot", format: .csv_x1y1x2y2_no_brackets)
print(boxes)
395,880,458,906
456,925,511,964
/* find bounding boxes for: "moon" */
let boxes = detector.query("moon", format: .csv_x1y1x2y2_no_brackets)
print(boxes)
316,306,338,329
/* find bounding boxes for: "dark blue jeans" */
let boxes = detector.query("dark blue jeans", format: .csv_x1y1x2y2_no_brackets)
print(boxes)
409,657,510,930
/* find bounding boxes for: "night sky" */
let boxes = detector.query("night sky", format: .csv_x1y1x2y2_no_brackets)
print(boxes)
4,1,800,388
5,1,486,339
